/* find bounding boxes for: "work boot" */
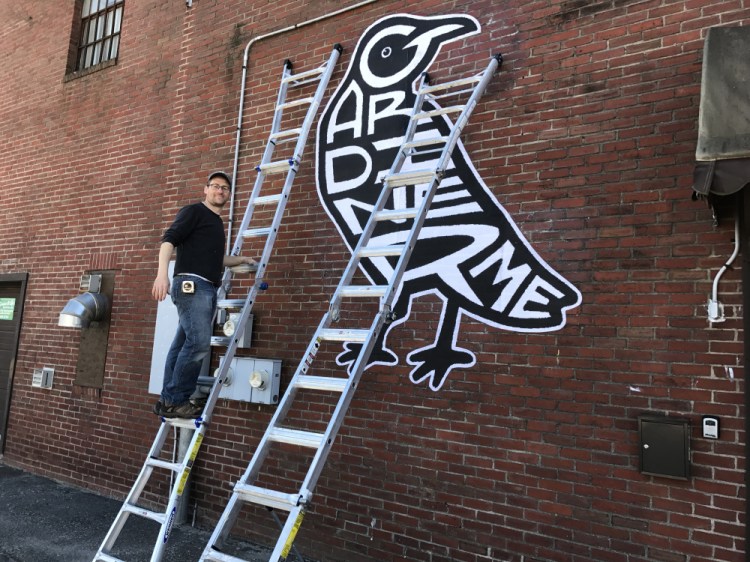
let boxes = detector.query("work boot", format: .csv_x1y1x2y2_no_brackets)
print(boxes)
161,401,203,419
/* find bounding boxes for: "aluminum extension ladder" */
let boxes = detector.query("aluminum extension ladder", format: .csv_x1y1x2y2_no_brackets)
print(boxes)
93,44,342,562
199,53,503,562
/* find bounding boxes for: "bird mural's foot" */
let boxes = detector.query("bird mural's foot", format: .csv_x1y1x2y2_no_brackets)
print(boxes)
407,344,475,391
336,342,398,375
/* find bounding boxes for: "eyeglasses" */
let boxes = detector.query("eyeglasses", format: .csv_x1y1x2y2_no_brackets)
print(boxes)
208,183,231,192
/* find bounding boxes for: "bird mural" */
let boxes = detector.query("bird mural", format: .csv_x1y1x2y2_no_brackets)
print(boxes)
315,13,582,391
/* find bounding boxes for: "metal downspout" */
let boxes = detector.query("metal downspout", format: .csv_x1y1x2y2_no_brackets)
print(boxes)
743,189,750,556
225,0,380,251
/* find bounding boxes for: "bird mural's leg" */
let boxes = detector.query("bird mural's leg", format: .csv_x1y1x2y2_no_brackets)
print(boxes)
335,323,399,375
407,299,474,391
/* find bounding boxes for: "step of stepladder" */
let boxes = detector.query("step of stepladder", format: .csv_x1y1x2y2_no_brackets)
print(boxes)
268,128,302,143
339,285,388,298
413,104,465,121
268,427,325,448
318,328,369,342
162,416,204,429
217,299,246,309
252,193,283,205
277,96,314,111
242,226,272,238
401,135,448,150
293,375,348,392
374,207,418,221
146,457,181,472
383,169,438,187
95,553,125,562
255,159,295,174
281,64,325,85
235,484,302,511
420,74,482,96
211,336,231,347
202,549,250,562
358,244,405,258
121,503,167,525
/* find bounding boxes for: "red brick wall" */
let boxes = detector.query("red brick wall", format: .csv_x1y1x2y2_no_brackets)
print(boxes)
0,1,746,561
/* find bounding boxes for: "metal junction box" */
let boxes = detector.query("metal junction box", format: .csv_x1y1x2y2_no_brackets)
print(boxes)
638,415,690,480
212,356,281,405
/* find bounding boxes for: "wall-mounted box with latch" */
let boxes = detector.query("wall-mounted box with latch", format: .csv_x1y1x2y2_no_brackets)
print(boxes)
638,415,690,480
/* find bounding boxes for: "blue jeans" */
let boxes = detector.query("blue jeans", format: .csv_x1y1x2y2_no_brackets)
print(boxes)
161,276,216,406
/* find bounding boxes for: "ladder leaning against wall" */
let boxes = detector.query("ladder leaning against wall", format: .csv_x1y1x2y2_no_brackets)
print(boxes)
199,52,503,562
92,44,343,562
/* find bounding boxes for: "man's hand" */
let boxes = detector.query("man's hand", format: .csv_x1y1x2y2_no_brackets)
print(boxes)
152,275,170,301
223,255,258,268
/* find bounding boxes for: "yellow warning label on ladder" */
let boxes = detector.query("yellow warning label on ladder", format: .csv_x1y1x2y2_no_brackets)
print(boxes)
280,511,305,559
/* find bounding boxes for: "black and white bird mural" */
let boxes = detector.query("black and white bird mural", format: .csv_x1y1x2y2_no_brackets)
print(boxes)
315,13,582,391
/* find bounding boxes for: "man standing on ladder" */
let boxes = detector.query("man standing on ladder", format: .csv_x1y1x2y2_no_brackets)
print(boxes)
151,171,256,419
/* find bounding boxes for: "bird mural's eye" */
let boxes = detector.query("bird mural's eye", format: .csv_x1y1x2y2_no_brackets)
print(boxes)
366,37,409,81
358,24,420,87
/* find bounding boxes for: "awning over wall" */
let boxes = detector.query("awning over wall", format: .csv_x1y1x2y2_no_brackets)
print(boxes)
693,26,750,198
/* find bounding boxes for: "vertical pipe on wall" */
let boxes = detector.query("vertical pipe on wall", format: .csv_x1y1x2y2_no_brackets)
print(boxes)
225,0,380,251
743,188,750,555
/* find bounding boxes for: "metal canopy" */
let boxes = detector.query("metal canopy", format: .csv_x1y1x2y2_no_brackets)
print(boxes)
693,26,750,198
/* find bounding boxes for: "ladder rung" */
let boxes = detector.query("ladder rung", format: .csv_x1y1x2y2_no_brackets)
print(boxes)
374,208,418,221
242,227,272,238
319,328,369,343
217,299,246,309
268,427,325,448
358,245,404,258
269,128,302,141
294,375,348,392
402,136,448,150
202,549,249,562
277,97,314,111
94,554,124,562
383,170,437,187
253,193,283,206
413,105,465,121
420,74,481,95
121,503,167,525
340,285,388,298
197,375,219,387
256,159,295,174
281,65,325,84
211,336,231,346
164,417,202,429
146,457,181,472
235,484,301,511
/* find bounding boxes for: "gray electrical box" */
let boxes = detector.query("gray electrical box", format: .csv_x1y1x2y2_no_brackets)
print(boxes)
638,415,690,480
208,356,281,405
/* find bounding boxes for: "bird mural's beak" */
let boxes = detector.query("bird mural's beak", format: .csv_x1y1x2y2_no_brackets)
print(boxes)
404,14,480,50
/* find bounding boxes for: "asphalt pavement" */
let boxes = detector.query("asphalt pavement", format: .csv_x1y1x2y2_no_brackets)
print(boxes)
0,461,278,562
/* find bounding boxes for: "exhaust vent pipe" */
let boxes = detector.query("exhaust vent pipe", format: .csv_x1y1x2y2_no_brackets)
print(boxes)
58,292,109,329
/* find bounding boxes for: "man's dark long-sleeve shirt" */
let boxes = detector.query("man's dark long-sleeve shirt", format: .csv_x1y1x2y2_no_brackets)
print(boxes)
162,202,225,286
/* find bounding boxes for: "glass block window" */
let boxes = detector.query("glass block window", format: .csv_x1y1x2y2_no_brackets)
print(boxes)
76,0,124,71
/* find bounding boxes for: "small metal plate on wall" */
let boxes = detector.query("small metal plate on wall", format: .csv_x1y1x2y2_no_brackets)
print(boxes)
638,415,690,480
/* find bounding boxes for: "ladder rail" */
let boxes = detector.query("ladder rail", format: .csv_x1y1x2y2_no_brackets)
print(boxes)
94,422,173,556
372,53,502,311
94,45,343,562
200,46,343,429
292,53,504,557
295,56,503,497
199,53,502,562
326,72,432,320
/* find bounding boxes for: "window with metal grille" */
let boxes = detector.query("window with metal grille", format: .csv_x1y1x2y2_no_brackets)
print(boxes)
76,0,124,71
